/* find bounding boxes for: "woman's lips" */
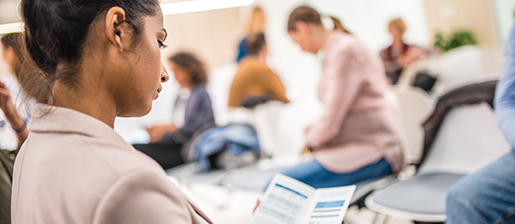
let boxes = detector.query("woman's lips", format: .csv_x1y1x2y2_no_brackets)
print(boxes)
154,88,162,100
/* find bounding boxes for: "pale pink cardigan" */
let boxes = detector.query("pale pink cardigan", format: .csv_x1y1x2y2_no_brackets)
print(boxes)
12,104,212,224
307,31,404,173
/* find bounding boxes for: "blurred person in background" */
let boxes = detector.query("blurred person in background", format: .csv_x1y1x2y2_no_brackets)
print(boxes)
229,33,289,108
236,6,266,63
272,6,404,188
445,22,515,224
0,32,35,224
1,33,32,148
380,18,424,84
134,52,215,170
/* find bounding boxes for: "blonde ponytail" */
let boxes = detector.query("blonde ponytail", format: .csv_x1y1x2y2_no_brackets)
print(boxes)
329,16,351,34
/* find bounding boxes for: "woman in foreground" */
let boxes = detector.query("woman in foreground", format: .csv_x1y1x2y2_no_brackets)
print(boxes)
11,0,212,223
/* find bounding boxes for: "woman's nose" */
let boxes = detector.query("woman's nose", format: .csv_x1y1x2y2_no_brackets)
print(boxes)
161,62,170,83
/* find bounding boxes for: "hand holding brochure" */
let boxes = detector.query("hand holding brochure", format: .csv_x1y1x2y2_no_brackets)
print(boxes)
249,174,356,224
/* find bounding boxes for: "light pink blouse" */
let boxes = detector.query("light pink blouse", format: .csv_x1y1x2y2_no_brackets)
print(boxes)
11,104,212,224
307,31,404,173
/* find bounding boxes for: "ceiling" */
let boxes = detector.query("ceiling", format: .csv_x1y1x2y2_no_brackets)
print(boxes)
0,0,19,24
0,0,195,24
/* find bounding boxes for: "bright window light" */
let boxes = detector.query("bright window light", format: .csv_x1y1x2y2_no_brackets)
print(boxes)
0,22,23,35
0,0,255,34
161,0,255,16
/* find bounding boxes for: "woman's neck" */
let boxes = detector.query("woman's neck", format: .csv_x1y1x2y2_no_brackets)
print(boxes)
314,26,332,53
392,37,404,48
51,75,117,128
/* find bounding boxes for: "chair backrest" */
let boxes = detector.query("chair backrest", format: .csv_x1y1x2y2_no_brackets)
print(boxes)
437,46,502,94
392,86,434,164
275,99,323,166
206,63,239,126
418,102,511,175
253,100,285,156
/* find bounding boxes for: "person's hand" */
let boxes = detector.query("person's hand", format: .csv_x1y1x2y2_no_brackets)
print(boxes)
301,145,312,155
146,124,177,143
0,81,13,113
305,125,312,136
253,200,260,213
398,47,424,67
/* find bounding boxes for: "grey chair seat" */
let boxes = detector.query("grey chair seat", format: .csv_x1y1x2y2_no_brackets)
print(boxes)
223,166,397,201
223,166,288,192
351,175,396,204
167,163,230,185
365,173,465,222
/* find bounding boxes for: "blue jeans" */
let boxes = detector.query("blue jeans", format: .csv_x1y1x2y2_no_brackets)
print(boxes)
280,158,393,188
446,151,515,224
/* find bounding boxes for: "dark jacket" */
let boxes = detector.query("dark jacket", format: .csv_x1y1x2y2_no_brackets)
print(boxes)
163,85,215,144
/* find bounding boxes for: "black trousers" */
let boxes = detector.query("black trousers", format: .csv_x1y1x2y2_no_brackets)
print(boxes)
133,142,185,170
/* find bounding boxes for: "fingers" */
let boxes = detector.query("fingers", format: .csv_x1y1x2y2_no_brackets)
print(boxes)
253,200,260,213
147,127,164,143
0,89,11,97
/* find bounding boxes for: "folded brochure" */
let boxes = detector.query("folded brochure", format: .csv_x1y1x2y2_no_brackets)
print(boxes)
249,173,356,224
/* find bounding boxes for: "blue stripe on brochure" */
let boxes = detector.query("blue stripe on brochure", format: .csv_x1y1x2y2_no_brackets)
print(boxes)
313,209,342,213
274,184,308,199
315,200,346,208
311,215,340,218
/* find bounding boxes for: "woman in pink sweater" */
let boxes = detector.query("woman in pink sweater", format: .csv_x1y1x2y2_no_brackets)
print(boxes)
280,6,404,188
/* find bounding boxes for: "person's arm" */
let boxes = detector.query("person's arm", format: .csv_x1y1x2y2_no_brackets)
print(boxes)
305,49,364,149
147,125,177,143
177,90,214,140
94,169,212,224
259,66,289,103
0,81,28,147
495,23,515,148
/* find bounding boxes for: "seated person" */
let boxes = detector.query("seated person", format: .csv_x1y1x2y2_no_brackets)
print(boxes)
134,52,215,169
229,33,289,108
380,18,423,84
236,6,266,63
0,32,33,224
272,6,404,188
445,23,515,224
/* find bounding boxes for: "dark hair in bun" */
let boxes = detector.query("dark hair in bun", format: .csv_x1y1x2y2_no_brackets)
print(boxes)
21,0,159,94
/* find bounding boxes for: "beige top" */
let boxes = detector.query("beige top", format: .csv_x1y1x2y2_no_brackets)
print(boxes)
11,104,213,224
229,57,289,107
307,31,404,173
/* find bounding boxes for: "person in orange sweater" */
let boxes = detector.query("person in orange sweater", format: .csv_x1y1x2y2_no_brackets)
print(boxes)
228,33,289,108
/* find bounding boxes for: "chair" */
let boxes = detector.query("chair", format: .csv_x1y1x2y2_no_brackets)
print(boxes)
167,163,231,186
365,101,511,222
392,86,434,164
253,100,286,157
435,46,502,95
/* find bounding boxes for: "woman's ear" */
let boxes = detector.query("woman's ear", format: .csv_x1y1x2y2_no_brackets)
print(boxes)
104,7,130,51
2,47,15,69
294,21,309,35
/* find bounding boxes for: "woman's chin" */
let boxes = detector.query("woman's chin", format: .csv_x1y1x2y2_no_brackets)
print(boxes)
117,104,152,118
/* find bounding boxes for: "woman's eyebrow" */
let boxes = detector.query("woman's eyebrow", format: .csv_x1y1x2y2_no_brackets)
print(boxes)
162,28,168,41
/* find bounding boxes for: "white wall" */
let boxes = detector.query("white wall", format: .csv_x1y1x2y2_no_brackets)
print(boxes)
493,0,515,48
307,0,430,52
240,0,430,102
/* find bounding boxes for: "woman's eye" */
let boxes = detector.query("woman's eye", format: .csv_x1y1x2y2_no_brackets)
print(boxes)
158,40,168,49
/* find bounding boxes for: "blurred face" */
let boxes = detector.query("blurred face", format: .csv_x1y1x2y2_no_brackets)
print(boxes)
288,22,319,54
169,61,191,88
252,11,266,33
389,25,402,40
0,44,15,73
115,13,170,117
